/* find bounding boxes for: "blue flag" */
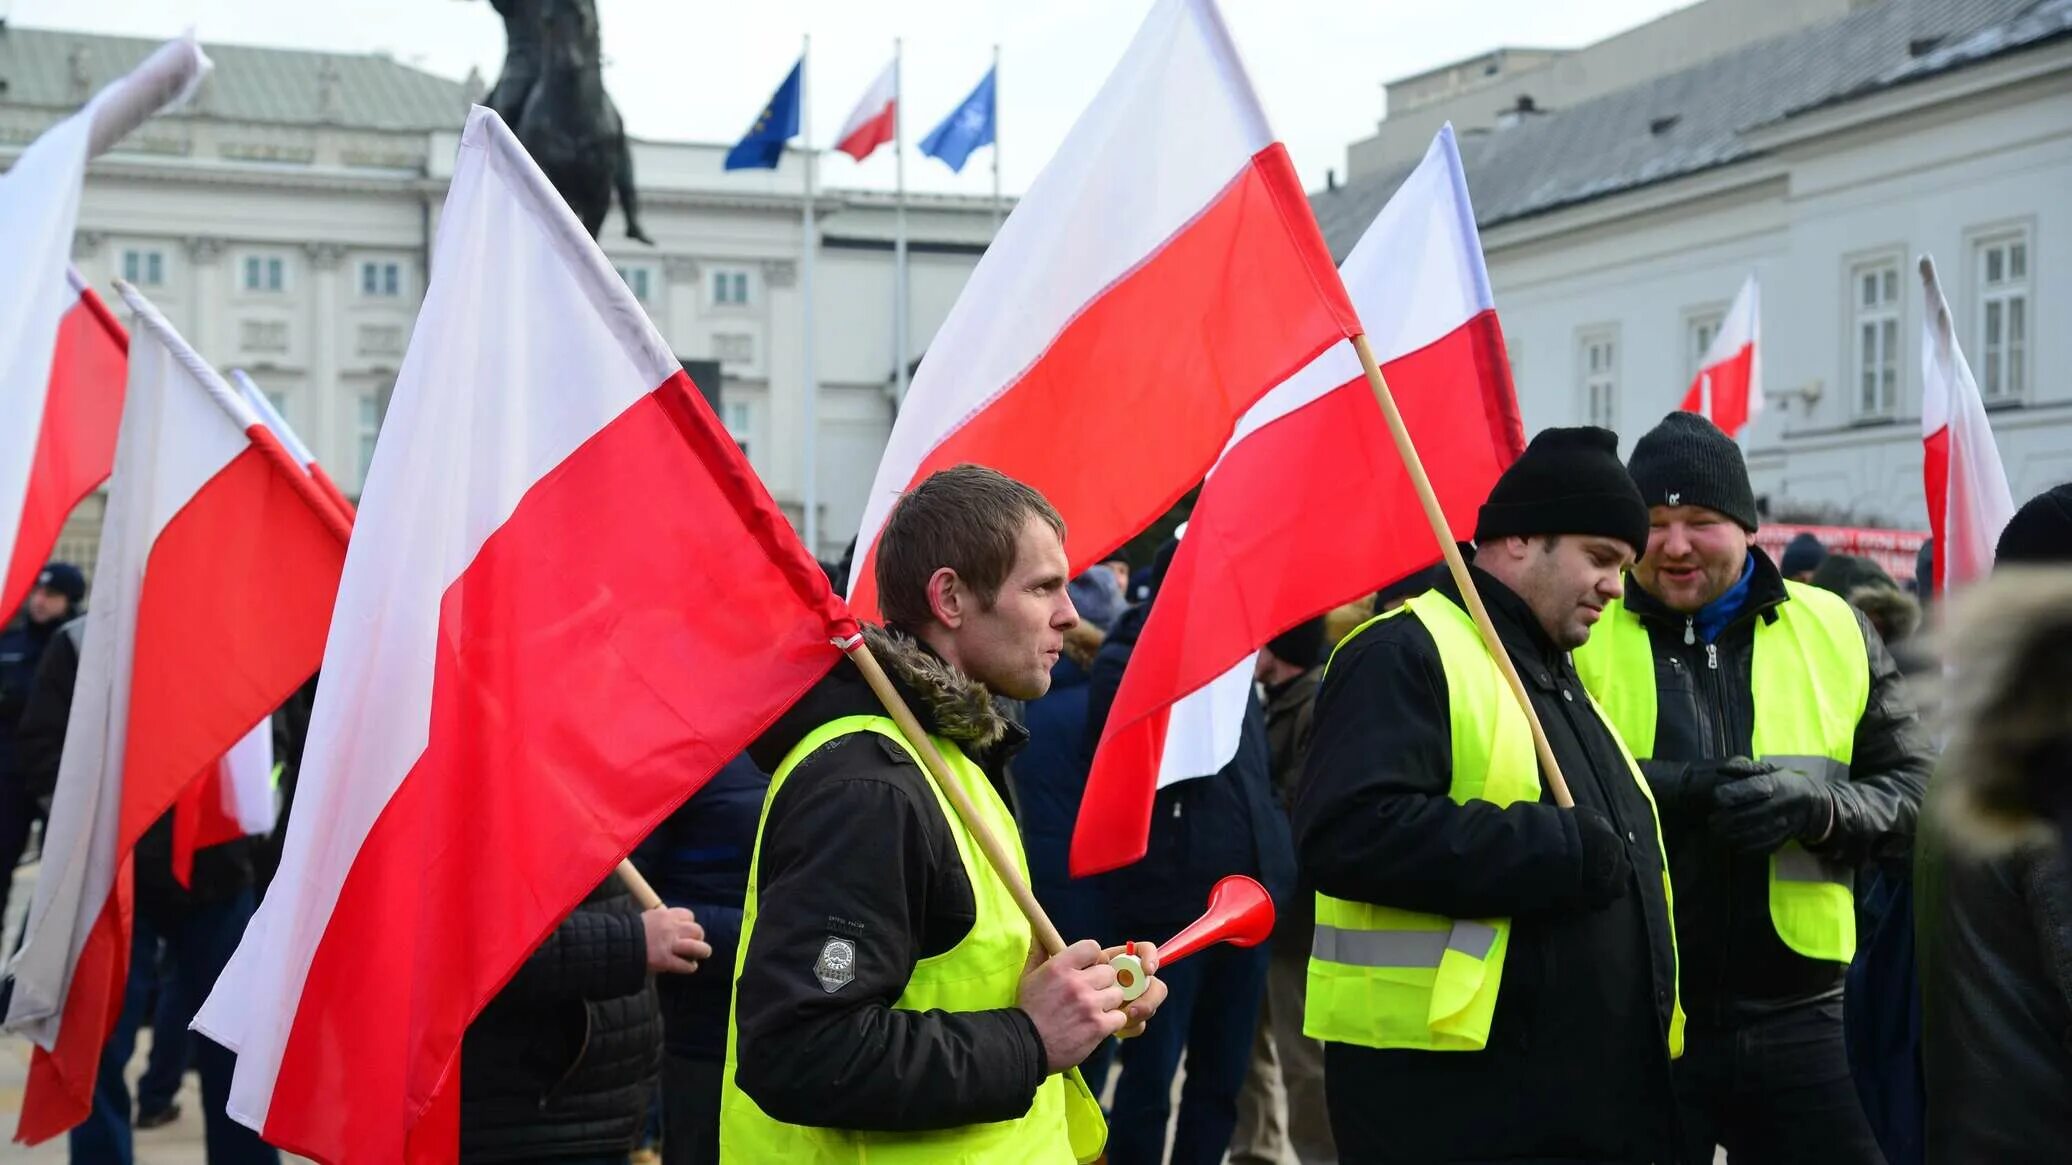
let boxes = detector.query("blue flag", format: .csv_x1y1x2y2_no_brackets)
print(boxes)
726,59,802,171
919,66,996,173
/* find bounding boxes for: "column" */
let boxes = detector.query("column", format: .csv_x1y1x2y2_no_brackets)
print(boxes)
183,235,226,356
662,254,701,354
304,242,346,469
761,257,803,528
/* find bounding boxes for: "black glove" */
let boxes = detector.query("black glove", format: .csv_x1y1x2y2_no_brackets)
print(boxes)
1647,757,1775,825
1707,764,1835,852
1568,807,1634,910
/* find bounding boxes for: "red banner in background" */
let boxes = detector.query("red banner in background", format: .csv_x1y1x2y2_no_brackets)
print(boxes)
1754,523,1929,585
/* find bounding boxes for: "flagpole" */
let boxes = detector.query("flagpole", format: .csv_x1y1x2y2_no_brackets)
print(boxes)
800,34,821,556
845,638,1067,957
894,39,911,408
1351,334,1574,809
989,44,1003,231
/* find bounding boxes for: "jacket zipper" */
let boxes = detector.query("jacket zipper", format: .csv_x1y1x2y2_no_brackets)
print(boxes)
1691,626,1736,1021
541,1001,596,1110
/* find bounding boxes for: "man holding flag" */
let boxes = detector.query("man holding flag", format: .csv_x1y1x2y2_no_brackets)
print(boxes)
1296,428,1682,1163
722,465,1164,1162
1573,412,1929,1163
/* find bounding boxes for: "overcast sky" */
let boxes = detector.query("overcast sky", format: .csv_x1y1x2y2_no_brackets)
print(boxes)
10,0,1692,195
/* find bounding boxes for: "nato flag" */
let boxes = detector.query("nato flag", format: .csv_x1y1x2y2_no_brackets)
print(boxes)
919,66,996,173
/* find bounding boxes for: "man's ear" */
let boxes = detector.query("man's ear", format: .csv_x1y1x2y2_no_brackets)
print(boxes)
927,566,966,629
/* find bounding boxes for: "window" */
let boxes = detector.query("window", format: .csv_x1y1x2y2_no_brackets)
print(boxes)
1686,311,1724,384
1577,329,1617,429
1850,259,1901,418
121,248,165,287
243,254,286,293
357,324,405,358
239,319,289,353
722,400,752,458
263,390,288,421
616,265,652,302
359,261,401,298
713,332,754,365
711,268,750,306
1975,231,2030,401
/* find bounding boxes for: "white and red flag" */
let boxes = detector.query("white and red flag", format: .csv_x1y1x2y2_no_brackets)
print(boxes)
1073,125,1525,874
833,59,898,161
1919,255,2015,592
1678,274,1760,438
168,368,354,888
3,284,350,1144
195,107,856,1163
0,37,206,620
845,0,1359,617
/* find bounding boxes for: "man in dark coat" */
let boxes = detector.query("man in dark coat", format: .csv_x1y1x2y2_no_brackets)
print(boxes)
461,871,701,1162
1086,537,1296,1165
1573,413,1929,1165
1917,481,2072,1165
630,753,766,1165
1297,427,1682,1164
0,562,83,928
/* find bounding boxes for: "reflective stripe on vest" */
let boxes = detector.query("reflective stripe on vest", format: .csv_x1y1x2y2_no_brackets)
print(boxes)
1572,580,1870,964
1303,592,1685,1058
718,715,1106,1164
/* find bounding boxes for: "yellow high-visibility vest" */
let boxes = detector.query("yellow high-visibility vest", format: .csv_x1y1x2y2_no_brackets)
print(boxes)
719,715,1106,1164
1573,579,1869,963
1304,592,1684,1056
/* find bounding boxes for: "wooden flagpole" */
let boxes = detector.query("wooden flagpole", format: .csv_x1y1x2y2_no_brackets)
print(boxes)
1352,334,1574,808
617,860,663,910
845,638,1069,957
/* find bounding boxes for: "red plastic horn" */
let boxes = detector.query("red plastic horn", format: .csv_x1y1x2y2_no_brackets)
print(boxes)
1156,875,1276,966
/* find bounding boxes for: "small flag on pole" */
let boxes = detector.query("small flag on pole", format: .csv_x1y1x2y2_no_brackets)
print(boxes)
918,65,996,173
725,58,804,171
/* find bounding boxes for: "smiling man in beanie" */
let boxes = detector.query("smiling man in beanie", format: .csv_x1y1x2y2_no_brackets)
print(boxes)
1295,427,1684,1163
1573,411,1929,1164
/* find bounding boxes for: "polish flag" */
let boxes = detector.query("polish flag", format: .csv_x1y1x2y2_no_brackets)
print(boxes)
1679,274,1760,438
195,107,855,1164
1073,126,1524,874
1919,256,2015,593
833,60,898,162
171,369,351,887
846,0,1359,618
3,285,351,1144
0,37,208,621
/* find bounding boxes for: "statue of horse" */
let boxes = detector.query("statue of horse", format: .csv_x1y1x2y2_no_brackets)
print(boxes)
485,0,654,245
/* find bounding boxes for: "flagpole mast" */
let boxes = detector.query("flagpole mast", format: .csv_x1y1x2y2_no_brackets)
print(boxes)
1351,335,1575,809
800,34,821,557
990,43,1003,231
894,39,911,409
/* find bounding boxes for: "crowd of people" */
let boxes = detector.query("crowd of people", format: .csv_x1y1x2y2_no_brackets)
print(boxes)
3,412,2070,1164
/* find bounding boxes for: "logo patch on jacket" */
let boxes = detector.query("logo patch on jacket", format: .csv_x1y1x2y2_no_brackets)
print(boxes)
815,937,857,993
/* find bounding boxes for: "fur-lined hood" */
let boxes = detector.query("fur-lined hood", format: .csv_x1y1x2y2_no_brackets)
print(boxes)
748,624,1017,773
1932,567,2072,853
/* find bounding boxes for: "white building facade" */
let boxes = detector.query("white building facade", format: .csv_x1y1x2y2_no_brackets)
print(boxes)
1,25,997,562
1315,0,2072,530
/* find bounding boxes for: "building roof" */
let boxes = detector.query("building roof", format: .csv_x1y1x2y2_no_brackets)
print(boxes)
1313,0,2072,255
0,24,471,132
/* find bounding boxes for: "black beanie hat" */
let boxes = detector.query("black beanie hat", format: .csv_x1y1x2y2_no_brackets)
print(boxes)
1475,426,1649,557
1626,411,1760,531
1780,532,1829,577
35,562,86,603
1266,617,1326,669
1996,483,2072,565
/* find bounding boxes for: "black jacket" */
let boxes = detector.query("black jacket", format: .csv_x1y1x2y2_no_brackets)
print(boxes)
731,625,1050,1133
629,752,766,1061
461,875,661,1161
1,611,65,786
1294,568,1680,1164
18,617,255,931
1618,548,1930,1018
1084,598,1297,937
